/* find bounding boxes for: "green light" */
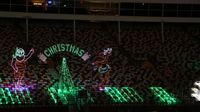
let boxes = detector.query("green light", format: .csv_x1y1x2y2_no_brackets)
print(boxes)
25,88,33,104
48,57,79,104
14,89,21,104
149,86,181,105
48,88,57,104
105,87,143,103
109,87,123,102
58,57,75,91
113,87,127,102
20,89,26,103
105,87,118,102
0,88,4,104
43,44,85,58
0,88,8,104
120,87,136,102
128,87,144,102
57,89,68,104
0,88,33,104
5,88,15,104
86,91,94,103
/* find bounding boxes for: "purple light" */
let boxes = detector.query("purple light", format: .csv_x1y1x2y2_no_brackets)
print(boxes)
13,85,28,91
99,87,105,91
48,0,52,4
14,84,35,91
0,82,36,92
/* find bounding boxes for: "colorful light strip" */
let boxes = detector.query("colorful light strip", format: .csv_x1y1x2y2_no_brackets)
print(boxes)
149,86,180,105
104,87,143,103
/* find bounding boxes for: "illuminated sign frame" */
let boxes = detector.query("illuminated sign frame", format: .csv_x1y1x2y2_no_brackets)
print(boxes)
38,43,91,63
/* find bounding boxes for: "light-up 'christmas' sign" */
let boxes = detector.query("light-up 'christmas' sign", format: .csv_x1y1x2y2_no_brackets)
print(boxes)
38,43,91,63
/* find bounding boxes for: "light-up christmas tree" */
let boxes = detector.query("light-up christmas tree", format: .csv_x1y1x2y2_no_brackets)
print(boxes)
58,57,75,92
48,57,79,104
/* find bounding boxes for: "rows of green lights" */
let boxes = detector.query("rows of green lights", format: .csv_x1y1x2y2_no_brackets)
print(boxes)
47,57,182,105
0,88,33,104
104,87,144,103
48,86,95,104
149,87,181,105
48,86,80,104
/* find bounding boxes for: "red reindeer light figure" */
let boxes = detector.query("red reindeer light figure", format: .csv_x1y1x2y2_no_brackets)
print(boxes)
92,48,112,90
11,47,34,86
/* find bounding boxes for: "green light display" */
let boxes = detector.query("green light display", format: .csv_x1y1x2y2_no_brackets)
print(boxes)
0,88,33,104
5,88,15,104
48,57,95,105
48,87,57,104
58,58,75,91
0,88,8,104
104,87,143,103
149,86,181,105
48,57,79,104
14,89,21,104
25,88,34,103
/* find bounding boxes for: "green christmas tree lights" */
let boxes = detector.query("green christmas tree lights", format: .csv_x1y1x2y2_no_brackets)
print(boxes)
58,58,75,91
149,86,181,105
48,58,95,105
104,87,143,103
48,57,80,104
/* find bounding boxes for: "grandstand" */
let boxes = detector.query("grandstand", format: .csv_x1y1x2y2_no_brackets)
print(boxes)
0,0,200,112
